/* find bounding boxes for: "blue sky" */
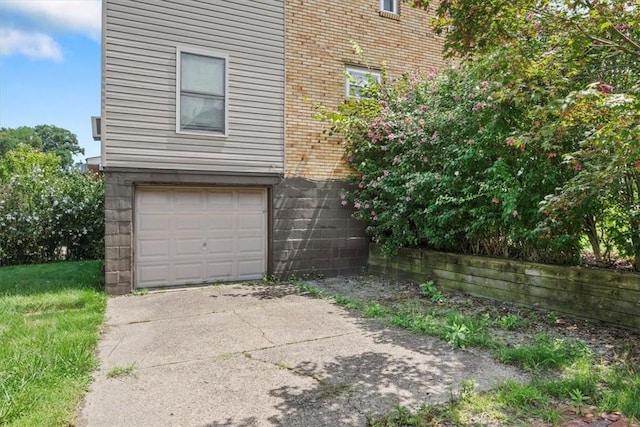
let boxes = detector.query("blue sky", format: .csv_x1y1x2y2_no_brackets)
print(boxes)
0,0,102,162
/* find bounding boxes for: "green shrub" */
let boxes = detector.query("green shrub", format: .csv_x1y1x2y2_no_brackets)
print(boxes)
319,47,638,269
0,145,104,265
322,60,581,263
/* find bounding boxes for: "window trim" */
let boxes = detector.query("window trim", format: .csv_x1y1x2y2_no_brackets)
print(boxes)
176,46,229,137
345,66,381,100
379,0,399,15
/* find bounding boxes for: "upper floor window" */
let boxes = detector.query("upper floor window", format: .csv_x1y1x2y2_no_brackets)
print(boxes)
380,0,399,14
177,48,228,135
345,66,381,99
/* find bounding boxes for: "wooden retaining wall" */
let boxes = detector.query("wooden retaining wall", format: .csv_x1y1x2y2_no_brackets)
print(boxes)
368,245,640,330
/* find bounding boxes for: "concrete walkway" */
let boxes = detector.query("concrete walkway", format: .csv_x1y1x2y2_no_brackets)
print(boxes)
78,284,527,426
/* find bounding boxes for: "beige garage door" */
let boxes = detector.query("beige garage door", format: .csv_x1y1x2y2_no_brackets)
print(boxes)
135,186,267,288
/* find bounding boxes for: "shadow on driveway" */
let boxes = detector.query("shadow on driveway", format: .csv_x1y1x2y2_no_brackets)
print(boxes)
78,283,528,427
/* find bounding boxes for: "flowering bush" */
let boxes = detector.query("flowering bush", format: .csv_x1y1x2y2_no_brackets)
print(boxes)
0,145,104,265
320,50,638,269
320,61,582,262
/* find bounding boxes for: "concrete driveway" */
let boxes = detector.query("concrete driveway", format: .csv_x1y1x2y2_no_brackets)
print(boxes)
78,283,527,426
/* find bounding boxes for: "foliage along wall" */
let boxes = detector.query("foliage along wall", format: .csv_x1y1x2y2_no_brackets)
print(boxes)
369,244,640,330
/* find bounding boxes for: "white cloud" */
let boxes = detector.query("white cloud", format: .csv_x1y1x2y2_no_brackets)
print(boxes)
0,28,63,61
2,0,102,39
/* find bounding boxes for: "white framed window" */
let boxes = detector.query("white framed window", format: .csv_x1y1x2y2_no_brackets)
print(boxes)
176,47,228,136
380,0,399,14
345,66,381,99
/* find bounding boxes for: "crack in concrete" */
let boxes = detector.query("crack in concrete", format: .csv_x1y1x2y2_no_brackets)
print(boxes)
232,310,276,346
119,331,360,371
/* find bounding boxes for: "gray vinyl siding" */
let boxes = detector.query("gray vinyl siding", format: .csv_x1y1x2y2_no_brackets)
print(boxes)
103,0,285,173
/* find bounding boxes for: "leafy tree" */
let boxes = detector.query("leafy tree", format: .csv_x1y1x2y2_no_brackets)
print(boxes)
0,127,43,157
411,0,640,268
33,124,84,169
0,125,84,169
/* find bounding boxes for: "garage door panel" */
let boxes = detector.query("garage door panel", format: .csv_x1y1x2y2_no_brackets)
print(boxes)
138,190,170,207
205,261,234,280
138,214,170,232
206,192,234,209
135,187,267,288
237,259,264,279
174,191,205,210
238,237,264,253
139,240,170,257
174,262,204,282
238,214,264,230
207,238,235,254
238,191,265,208
137,264,170,286
206,214,234,231
175,239,203,256
174,214,205,231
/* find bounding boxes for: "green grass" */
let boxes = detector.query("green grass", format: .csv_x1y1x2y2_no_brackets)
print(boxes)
290,280,640,425
0,260,106,426
106,364,136,378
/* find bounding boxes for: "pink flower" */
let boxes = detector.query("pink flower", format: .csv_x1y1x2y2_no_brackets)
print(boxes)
371,211,376,216
388,133,396,140
420,105,428,112
575,163,583,171
354,202,361,209
381,145,388,151
383,170,389,176
340,193,346,200
453,95,461,102
434,174,440,180
511,210,518,217
491,197,499,204
473,102,485,111
596,81,613,94
431,131,438,140
423,156,429,162
506,138,515,146
358,182,364,188
373,216,378,221
341,200,347,206
405,196,411,202
364,203,370,209
519,144,525,152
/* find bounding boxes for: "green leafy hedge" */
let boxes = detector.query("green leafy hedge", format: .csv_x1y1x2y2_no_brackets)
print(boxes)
0,145,104,265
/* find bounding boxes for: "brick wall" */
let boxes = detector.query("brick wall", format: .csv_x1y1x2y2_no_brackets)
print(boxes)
285,0,444,180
